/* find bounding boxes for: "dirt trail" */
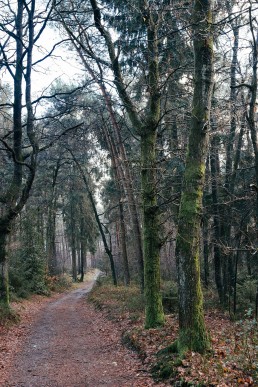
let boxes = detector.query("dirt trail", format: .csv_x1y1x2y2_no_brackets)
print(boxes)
3,270,157,387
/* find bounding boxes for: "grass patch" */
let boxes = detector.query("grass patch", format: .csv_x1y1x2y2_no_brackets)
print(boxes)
88,277,144,321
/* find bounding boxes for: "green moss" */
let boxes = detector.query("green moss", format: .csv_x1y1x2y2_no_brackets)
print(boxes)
145,299,165,329
141,128,165,328
151,359,178,380
184,161,205,182
178,320,210,354
157,341,179,356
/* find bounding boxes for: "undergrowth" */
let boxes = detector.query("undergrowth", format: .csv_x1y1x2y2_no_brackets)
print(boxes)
0,303,20,326
45,274,73,293
88,277,145,321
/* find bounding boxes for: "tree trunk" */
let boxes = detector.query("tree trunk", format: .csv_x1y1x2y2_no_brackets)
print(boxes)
46,204,57,275
118,202,130,286
175,0,214,353
142,130,164,328
202,217,209,288
70,200,77,282
79,216,87,282
0,227,9,305
99,89,143,288
220,14,240,306
210,134,224,304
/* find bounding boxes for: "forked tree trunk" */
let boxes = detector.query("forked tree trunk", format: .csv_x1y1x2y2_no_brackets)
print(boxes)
175,0,214,353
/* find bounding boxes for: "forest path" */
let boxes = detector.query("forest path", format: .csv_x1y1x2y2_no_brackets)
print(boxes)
4,270,156,387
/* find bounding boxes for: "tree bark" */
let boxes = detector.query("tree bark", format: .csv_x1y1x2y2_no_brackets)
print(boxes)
70,198,77,282
118,201,130,286
210,134,224,304
79,216,87,282
0,226,9,305
142,128,164,328
175,0,214,353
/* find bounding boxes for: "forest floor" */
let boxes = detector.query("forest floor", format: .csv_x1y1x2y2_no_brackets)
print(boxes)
88,280,258,387
0,271,257,386
0,270,165,387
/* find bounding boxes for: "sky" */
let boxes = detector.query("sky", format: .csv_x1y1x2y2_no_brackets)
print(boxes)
0,22,84,112
31,27,84,97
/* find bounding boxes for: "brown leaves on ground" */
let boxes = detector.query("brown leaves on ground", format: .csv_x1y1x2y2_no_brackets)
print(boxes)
89,282,258,386
0,293,60,383
1,279,258,386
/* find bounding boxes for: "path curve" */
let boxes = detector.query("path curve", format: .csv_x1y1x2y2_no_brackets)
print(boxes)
4,270,155,387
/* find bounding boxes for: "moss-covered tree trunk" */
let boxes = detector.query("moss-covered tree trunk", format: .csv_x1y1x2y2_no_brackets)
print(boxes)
141,8,164,328
142,130,164,328
175,0,214,353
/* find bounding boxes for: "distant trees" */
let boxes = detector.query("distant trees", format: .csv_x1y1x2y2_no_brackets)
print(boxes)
205,0,258,314
55,0,144,290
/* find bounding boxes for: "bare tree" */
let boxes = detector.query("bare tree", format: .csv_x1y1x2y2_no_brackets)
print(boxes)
0,0,55,306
